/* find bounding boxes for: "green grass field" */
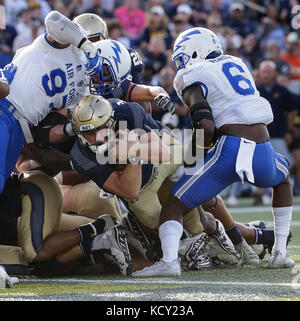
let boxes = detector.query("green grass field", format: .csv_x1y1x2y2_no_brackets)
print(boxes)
1,198,300,302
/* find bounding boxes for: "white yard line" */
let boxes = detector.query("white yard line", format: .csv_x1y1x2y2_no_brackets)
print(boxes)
18,278,300,288
230,205,300,214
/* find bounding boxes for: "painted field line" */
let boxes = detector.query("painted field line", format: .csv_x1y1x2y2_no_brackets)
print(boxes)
230,205,300,214
18,278,300,288
263,221,300,227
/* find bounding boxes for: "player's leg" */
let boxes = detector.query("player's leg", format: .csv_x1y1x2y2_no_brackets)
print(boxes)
132,137,243,277
252,142,294,267
66,180,123,220
17,171,63,262
203,196,260,264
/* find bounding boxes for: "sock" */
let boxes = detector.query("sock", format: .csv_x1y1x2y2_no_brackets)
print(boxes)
225,223,243,245
272,206,293,256
76,218,106,256
254,228,274,245
32,258,64,276
159,220,183,263
76,218,106,242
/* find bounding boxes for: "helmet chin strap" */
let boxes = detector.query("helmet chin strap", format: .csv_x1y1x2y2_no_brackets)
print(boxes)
78,118,117,155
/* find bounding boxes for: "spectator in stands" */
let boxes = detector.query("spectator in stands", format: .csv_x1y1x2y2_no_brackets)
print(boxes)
138,5,172,51
107,19,131,48
84,0,114,19
189,0,208,27
261,40,290,76
252,60,298,204
4,0,28,26
53,0,80,20
227,2,256,38
168,14,188,45
206,14,226,51
281,32,300,95
0,23,17,68
114,0,146,39
204,0,230,22
174,4,194,30
165,0,189,19
240,33,261,69
12,7,45,53
257,60,297,167
143,36,167,75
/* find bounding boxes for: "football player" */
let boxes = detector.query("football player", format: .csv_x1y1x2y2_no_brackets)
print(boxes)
70,95,243,272
72,13,152,114
0,10,105,194
0,170,133,277
133,27,294,277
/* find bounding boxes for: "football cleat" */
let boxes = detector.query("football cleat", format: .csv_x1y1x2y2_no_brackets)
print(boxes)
0,265,19,289
234,239,260,265
247,220,293,258
90,224,133,276
268,250,295,268
119,212,157,261
246,220,266,230
207,220,241,266
179,233,212,271
131,259,181,277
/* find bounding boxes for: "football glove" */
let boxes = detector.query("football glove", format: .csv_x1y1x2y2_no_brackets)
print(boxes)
84,51,101,77
0,63,17,85
154,93,175,114
63,122,75,137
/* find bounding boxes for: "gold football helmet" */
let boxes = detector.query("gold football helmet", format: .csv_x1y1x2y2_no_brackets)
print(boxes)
72,95,116,153
73,13,108,42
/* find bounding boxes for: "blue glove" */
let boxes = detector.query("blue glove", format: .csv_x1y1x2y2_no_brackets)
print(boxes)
154,93,175,114
0,63,17,85
84,52,101,77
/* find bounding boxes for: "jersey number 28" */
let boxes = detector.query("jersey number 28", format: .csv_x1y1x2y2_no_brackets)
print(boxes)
222,62,254,96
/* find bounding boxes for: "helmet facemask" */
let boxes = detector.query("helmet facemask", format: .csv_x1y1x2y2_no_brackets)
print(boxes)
76,115,116,154
89,56,118,96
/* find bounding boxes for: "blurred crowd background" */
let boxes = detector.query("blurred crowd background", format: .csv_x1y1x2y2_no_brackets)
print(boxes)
1,0,300,205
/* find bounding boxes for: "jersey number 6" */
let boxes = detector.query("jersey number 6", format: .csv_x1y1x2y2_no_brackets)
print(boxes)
222,62,254,96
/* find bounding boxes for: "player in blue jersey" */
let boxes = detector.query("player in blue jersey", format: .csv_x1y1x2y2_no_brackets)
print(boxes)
0,10,110,194
73,13,153,114
132,27,295,277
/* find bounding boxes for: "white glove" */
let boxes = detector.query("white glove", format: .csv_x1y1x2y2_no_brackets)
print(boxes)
45,11,93,51
0,265,19,289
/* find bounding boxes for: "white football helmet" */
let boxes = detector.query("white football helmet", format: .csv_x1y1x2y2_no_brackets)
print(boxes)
172,27,223,71
89,39,132,96
73,13,108,41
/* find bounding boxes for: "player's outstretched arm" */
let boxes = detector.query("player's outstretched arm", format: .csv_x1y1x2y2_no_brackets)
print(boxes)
125,83,175,114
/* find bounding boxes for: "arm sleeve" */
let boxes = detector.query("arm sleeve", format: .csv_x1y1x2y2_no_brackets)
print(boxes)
128,48,144,84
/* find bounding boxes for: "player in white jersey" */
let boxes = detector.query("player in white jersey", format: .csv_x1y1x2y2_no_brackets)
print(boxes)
132,27,294,277
0,10,104,194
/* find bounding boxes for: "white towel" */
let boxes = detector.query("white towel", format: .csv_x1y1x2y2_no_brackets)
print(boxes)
235,138,256,184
